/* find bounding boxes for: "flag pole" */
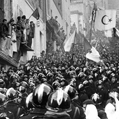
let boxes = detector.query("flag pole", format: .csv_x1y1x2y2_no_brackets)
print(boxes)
95,39,98,49
28,8,37,20
89,19,93,42
28,14,32,20
28,9,35,20
89,2,97,42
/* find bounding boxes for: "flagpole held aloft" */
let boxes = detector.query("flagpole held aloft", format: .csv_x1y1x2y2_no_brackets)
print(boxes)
28,14,32,20
83,35,92,53
86,47,101,63
29,8,40,20
64,31,76,52
89,2,97,42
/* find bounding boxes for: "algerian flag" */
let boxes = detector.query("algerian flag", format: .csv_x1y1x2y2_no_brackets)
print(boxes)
104,29,113,37
86,47,101,63
115,28,119,37
95,10,116,31
64,31,75,52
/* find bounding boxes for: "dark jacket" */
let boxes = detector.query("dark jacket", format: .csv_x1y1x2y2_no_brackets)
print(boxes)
0,23,9,38
5,100,22,119
0,107,14,119
19,108,47,119
68,103,85,119
45,111,71,119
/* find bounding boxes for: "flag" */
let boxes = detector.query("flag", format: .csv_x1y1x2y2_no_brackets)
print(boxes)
86,47,101,63
99,39,104,50
95,39,99,49
92,3,97,22
64,31,75,52
89,3,97,42
31,8,40,20
115,28,119,37
84,37,92,53
95,10,116,31
104,29,113,37
75,32,82,44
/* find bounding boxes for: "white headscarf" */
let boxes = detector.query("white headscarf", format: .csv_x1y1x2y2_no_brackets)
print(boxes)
105,103,116,119
114,95,119,119
106,92,119,119
85,104,100,119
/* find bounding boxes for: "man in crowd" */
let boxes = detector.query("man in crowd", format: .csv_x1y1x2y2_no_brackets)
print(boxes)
0,19,9,51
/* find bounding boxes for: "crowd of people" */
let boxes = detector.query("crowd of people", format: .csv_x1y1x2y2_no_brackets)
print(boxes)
0,49,118,119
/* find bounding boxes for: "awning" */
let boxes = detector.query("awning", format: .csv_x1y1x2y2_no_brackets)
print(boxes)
0,50,18,67
21,43,34,51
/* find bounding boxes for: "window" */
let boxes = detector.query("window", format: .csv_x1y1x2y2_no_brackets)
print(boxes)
40,32,43,53
46,0,50,15
39,0,43,10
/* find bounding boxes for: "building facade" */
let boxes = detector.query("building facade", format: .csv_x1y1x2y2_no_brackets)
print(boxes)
0,0,47,69
0,0,18,70
0,0,71,69
70,0,84,34
12,0,47,62
46,0,71,52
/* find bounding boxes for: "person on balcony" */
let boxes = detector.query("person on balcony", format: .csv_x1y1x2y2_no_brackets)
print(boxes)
8,18,16,57
0,19,9,52
16,16,22,51
14,16,23,61
28,21,35,48
21,15,27,44
25,19,30,47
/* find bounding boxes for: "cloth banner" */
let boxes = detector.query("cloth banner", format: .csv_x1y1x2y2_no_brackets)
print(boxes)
64,31,75,52
86,47,101,63
95,10,116,31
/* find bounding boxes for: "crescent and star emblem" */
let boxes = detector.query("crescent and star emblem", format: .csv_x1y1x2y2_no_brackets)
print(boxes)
101,15,112,25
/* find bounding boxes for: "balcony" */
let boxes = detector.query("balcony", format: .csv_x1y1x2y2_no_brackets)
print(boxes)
0,50,18,67
0,18,34,67
21,42,34,51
